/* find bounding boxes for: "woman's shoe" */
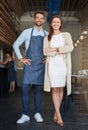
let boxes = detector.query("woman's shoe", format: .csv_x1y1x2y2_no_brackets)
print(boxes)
57,120,64,126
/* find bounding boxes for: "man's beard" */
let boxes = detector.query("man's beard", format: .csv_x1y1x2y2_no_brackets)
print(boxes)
35,22,43,27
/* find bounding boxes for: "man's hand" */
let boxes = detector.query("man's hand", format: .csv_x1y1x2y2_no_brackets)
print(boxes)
20,58,31,65
42,58,46,64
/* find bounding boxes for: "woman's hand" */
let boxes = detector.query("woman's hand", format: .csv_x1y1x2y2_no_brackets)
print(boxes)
0,58,9,65
20,58,31,65
55,51,60,55
45,47,58,53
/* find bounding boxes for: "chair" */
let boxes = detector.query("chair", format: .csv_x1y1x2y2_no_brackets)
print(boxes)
72,77,88,113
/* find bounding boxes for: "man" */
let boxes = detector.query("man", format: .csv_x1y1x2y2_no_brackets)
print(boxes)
13,11,48,124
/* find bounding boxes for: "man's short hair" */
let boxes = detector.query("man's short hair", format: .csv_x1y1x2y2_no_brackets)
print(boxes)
34,11,45,19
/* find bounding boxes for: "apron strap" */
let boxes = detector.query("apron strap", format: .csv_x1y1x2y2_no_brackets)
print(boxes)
26,28,34,57
27,28,34,50
28,27,45,49
31,27,46,37
43,30,46,37
30,27,34,37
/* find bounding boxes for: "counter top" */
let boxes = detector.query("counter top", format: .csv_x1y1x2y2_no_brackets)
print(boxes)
0,65,5,68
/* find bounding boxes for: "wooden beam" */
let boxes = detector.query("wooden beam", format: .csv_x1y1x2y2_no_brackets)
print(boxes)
1,17,18,37
6,0,24,18
0,35,12,47
0,3,18,34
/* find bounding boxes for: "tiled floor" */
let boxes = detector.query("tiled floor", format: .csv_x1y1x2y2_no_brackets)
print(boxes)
0,88,88,130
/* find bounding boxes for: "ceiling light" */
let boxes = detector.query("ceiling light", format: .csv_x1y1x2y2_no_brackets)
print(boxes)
82,31,88,35
77,40,79,43
74,43,77,47
79,35,83,40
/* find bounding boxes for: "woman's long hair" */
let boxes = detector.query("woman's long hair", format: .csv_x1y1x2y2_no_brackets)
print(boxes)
48,15,62,41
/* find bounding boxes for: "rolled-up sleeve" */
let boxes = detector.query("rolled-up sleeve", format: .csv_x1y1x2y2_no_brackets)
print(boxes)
59,33,74,53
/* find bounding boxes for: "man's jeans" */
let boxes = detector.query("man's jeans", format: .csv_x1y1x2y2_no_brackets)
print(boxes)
22,84,42,116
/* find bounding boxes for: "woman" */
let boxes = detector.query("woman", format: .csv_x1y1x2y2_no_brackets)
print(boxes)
43,15,74,126
0,51,16,92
